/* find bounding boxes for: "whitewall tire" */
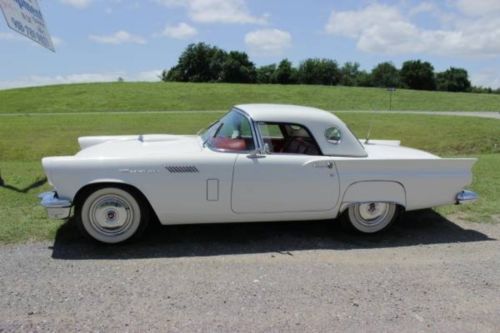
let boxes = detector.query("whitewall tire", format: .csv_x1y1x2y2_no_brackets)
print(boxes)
342,202,398,234
77,187,149,244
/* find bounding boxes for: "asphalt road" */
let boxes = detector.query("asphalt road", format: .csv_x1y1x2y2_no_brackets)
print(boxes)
1,210,499,332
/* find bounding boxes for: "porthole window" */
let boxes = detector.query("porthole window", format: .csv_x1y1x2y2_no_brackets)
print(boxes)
325,127,341,144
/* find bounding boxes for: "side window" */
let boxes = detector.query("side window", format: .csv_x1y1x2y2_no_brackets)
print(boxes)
325,127,341,144
258,122,322,155
209,111,255,152
258,123,284,153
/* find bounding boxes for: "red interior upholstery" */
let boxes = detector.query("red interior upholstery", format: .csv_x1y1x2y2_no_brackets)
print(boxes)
212,137,247,151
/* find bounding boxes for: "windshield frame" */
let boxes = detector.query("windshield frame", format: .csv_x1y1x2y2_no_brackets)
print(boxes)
199,108,260,153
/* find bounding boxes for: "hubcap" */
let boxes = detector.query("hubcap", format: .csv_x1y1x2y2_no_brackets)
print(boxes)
358,202,388,221
89,195,134,236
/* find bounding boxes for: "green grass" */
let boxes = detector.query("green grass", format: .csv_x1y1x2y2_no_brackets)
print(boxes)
1,82,500,114
437,154,500,223
0,161,61,243
0,112,498,161
0,111,498,243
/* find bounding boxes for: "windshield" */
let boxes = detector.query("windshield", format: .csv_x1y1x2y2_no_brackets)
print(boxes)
199,110,255,152
199,120,220,143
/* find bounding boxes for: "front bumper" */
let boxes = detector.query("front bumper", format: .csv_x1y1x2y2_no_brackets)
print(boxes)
455,190,478,205
39,191,72,219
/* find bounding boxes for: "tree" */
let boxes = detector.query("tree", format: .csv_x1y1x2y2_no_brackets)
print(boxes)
256,64,276,84
356,70,373,87
400,60,436,90
298,58,340,85
272,59,297,84
162,42,227,82
220,51,257,83
370,62,399,88
436,67,471,92
340,62,361,86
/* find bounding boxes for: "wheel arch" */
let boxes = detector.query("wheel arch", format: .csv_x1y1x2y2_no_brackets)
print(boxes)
73,181,159,222
339,180,407,213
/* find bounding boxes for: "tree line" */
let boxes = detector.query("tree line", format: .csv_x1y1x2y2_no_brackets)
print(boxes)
161,43,499,93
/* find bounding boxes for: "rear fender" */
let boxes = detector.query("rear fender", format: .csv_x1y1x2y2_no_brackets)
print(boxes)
340,181,406,212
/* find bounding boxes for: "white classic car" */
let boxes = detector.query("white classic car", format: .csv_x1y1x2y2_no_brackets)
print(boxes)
40,104,478,243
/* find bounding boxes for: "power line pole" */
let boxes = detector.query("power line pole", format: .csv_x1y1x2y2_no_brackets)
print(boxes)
387,87,396,111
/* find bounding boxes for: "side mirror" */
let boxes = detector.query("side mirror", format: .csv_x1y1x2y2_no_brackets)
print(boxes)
262,143,271,154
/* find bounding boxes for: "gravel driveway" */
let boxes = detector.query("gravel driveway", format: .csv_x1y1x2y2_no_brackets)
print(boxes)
1,210,499,332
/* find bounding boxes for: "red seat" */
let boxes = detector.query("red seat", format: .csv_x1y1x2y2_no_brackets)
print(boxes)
212,137,247,151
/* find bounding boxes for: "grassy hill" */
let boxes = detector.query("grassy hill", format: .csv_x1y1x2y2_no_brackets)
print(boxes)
1,82,500,113
0,82,499,243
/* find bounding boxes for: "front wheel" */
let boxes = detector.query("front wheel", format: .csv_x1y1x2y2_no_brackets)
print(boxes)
77,187,149,244
341,202,399,234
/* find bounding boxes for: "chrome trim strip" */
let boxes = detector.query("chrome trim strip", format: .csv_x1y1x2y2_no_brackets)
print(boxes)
455,190,478,204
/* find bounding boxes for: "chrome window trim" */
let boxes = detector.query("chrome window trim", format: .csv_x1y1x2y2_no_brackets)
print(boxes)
203,107,260,154
233,107,262,150
253,120,324,156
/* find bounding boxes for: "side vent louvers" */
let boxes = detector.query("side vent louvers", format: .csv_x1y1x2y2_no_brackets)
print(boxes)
166,166,199,173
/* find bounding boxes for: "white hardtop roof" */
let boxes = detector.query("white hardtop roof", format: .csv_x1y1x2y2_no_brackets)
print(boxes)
234,103,367,157
235,104,341,123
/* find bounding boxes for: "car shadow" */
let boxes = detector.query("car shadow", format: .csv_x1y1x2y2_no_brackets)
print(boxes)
0,177,47,193
50,209,495,260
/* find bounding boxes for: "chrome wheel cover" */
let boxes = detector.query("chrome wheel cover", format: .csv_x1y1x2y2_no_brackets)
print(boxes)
348,202,396,233
81,188,142,243
356,202,389,226
89,195,134,237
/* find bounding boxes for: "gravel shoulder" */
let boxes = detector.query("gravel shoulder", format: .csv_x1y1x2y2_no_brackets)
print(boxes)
1,210,499,332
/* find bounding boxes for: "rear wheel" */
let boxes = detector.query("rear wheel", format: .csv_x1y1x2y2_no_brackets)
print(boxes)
341,202,398,233
76,187,149,244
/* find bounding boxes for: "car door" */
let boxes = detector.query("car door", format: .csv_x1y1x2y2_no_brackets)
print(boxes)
231,122,340,214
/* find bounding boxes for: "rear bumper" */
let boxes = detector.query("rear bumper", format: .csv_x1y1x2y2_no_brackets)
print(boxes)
39,191,72,219
455,190,478,205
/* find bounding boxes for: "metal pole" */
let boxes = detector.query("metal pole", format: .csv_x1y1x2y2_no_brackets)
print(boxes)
387,87,396,111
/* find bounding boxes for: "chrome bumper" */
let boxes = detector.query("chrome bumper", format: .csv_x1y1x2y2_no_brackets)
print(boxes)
39,191,72,219
456,190,478,205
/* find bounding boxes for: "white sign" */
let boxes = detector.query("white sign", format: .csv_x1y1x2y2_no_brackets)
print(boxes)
0,0,54,51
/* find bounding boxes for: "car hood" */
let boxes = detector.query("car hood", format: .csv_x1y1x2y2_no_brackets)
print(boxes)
76,134,202,158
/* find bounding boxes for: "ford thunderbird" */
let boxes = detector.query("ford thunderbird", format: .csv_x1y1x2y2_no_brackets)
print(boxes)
39,104,478,243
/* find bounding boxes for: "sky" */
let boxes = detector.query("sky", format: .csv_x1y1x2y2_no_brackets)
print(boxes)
1,0,500,89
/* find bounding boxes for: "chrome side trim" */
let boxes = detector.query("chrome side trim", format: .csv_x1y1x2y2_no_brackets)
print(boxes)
455,190,478,205
39,191,72,219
